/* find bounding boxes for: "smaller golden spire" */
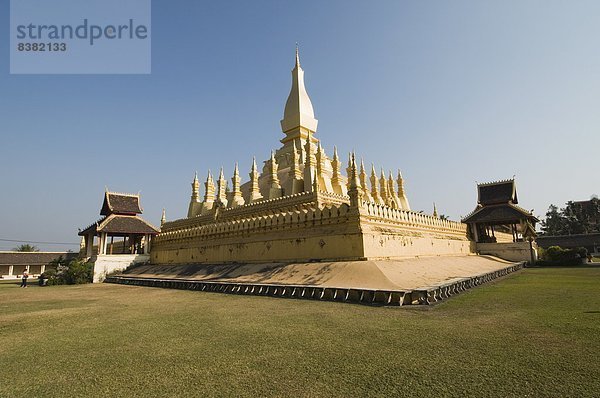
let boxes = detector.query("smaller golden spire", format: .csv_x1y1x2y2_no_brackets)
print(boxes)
370,164,383,205
204,170,215,203
228,162,245,208
379,167,389,205
359,158,372,202
249,157,263,203
348,153,362,207
330,146,345,196
217,166,228,206
191,171,200,201
397,169,411,210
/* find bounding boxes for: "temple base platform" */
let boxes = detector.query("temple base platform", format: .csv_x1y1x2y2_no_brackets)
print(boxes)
105,255,523,306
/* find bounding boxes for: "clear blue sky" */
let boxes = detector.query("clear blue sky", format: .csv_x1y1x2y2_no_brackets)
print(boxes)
1,1,599,251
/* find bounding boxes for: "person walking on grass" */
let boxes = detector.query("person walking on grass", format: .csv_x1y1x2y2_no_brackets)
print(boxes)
20,269,29,288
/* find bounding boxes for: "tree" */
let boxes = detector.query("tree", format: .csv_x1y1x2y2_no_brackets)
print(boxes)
541,198,600,236
541,205,565,235
40,257,92,285
12,244,39,252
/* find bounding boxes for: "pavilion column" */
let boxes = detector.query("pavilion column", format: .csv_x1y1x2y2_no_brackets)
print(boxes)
471,223,479,243
97,234,102,255
103,233,109,255
8,265,13,276
99,232,108,255
86,234,94,258
41,265,46,274
528,238,536,265
96,234,102,255
144,235,150,254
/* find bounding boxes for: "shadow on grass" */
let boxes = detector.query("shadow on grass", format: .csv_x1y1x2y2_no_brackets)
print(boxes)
527,264,600,269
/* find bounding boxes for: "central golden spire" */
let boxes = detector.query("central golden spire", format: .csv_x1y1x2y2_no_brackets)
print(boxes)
280,46,318,140
295,43,301,68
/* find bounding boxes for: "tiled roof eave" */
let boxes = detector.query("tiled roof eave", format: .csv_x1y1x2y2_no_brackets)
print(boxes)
96,214,159,235
78,216,107,236
507,203,539,223
462,203,537,224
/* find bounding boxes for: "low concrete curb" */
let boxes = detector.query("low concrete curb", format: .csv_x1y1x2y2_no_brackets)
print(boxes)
105,263,523,306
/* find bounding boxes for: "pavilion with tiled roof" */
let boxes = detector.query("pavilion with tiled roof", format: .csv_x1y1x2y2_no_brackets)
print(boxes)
462,179,538,243
79,191,159,257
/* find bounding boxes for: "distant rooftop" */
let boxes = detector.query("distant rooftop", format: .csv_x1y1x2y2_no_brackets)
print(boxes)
0,252,78,265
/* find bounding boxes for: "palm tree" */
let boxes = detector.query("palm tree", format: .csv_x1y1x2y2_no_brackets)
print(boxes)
12,244,39,252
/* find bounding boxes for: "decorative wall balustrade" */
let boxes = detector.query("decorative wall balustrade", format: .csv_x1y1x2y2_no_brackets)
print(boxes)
360,201,467,237
157,189,469,249
154,201,354,247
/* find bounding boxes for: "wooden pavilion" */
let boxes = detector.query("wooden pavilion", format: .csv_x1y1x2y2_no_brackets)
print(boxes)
462,179,538,244
79,191,159,258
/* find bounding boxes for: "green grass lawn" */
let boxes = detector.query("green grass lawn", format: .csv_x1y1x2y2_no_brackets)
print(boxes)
1,267,599,397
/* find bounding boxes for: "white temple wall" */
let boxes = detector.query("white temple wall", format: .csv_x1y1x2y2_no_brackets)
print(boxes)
476,242,537,263
91,254,150,283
